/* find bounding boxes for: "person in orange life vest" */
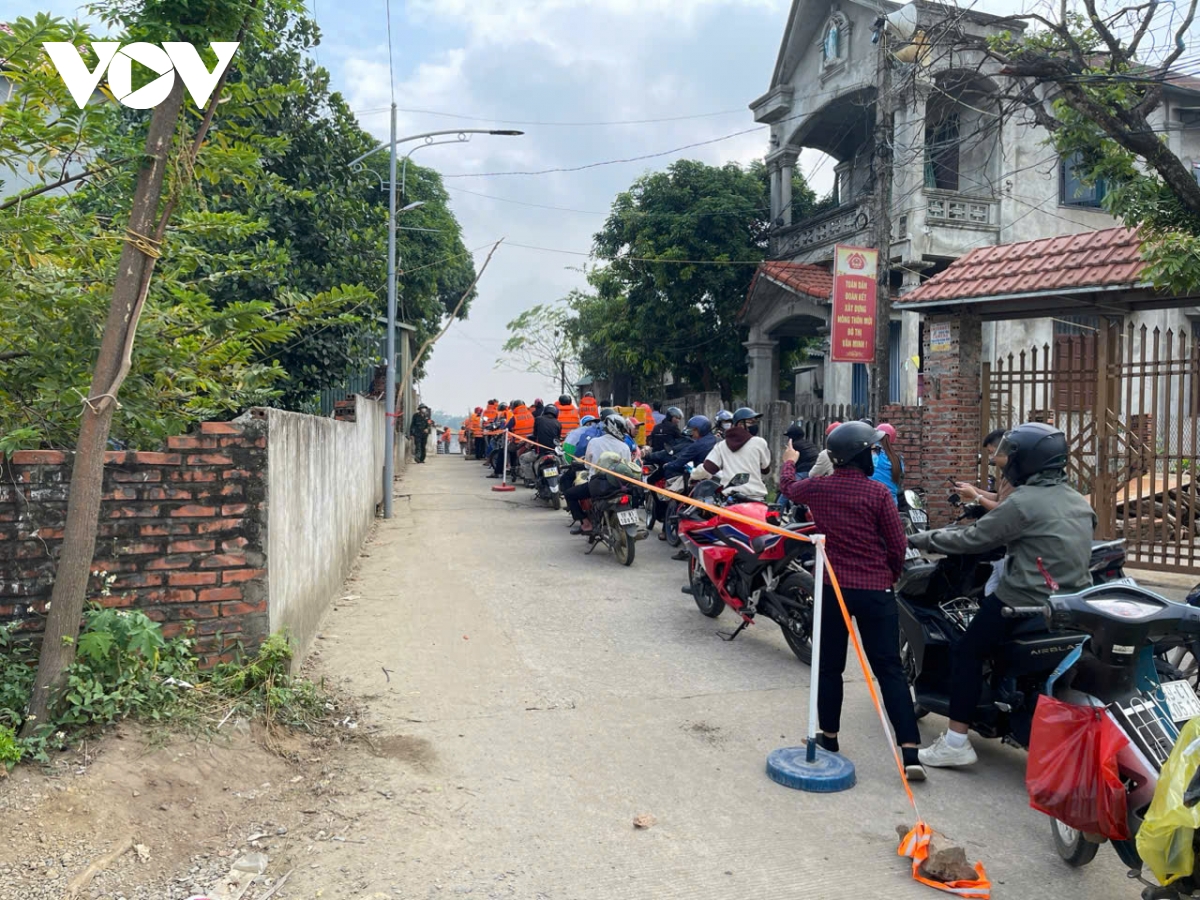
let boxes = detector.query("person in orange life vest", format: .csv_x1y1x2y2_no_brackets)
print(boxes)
579,391,599,421
471,407,486,460
441,426,452,453
490,400,533,477
554,394,580,434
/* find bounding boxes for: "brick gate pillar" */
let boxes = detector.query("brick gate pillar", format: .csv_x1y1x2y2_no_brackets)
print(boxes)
921,312,982,525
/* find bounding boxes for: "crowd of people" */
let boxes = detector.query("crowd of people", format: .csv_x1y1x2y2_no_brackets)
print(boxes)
445,392,1093,782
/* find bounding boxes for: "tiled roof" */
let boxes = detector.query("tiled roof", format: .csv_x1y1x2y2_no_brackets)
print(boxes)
901,227,1145,304
750,261,834,301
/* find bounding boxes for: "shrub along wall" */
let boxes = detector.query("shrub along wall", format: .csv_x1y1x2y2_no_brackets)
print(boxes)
0,397,385,666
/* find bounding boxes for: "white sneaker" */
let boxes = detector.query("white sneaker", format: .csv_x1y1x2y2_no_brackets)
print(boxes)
918,732,978,768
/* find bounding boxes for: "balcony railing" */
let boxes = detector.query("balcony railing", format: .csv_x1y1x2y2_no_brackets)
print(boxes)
924,189,998,229
769,201,870,260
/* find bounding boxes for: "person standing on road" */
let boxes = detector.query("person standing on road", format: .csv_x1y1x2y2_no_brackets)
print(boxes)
778,420,926,782
409,405,432,464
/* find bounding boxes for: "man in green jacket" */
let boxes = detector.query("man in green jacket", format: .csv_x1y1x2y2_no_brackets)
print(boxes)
908,422,1095,768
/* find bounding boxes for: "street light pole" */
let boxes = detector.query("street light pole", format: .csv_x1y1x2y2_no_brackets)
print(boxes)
350,114,522,519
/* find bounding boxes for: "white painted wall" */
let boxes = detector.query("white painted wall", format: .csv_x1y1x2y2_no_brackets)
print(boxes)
264,396,385,660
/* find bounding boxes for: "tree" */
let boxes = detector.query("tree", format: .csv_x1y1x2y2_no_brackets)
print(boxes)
18,0,275,734
582,159,824,400
497,301,583,395
947,1,1200,291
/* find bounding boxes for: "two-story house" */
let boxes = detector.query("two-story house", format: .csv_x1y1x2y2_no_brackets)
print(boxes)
742,0,1200,412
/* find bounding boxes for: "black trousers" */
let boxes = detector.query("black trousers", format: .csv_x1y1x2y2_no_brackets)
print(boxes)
565,482,591,521
818,586,920,746
474,437,486,459
949,593,1015,724
412,434,427,462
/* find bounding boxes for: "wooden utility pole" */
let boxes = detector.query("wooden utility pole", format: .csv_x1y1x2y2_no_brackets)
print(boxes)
871,31,894,416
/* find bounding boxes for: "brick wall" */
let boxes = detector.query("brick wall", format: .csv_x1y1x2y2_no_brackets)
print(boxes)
0,416,269,665
880,403,925,492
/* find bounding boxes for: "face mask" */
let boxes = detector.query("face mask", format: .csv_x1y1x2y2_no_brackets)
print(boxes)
747,424,760,436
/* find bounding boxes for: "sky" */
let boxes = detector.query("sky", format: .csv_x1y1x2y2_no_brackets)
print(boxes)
16,0,823,413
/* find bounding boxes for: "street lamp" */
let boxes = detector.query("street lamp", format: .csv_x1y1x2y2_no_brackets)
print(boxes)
349,111,523,519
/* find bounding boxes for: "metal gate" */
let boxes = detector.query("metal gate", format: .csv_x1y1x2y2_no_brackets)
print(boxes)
983,321,1200,574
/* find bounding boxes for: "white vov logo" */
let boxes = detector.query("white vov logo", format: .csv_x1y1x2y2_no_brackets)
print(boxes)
42,42,240,110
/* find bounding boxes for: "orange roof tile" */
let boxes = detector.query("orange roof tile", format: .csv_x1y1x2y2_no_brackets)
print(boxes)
749,261,833,303
901,227,1146,304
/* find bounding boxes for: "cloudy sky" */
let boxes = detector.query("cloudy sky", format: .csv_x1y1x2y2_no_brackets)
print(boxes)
19,0,827,412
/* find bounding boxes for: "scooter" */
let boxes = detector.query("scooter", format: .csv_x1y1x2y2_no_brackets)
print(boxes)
533,448,563,510
579,482,645,567
679,473,818,664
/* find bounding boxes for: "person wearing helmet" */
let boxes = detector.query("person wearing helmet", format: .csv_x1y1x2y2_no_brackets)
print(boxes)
783,420,819,476
531,398,545,419
408,404,432,464
554,394,580,434
649,406,685,453
579,391,600,421
563,416,633,533
713,409,734,438
690,407,771,501
778,421,925,781
565,414,602,463
910,422,1095,769
663,415,717,479
870,423,905,504
805,421,841,479
518,403,561,484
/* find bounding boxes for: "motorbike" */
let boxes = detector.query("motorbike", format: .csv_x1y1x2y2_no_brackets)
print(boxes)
533,448,564,510
579,480,646,567
679,473,818,664
1005,585,1200,898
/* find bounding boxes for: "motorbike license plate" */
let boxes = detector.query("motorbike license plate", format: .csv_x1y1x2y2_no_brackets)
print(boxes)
909,509,928,525
616,510,638,526
542,467,559,477
905,546,923,560
1161,680,1200,723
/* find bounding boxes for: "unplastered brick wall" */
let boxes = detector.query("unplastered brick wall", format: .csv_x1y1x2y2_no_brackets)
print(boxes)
0,415,269,665
880,404,925,492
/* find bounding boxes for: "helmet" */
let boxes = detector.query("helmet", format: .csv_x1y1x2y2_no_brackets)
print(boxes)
475,406,483,414
580,415,597,426
826,421,885,469
686,415,712,436
584,391,595,398
604,416,628,439
859,417,875,427
825,421,841,437
533,398,543,406
544,404,559,418
731,407,760,427
599,407,617,420
715,409,733,424
559,394,572,406
877,423,897,441
785,420,806,440
665,406,684,422
513,400,524,408
998,422,1068,486
498,403,508,411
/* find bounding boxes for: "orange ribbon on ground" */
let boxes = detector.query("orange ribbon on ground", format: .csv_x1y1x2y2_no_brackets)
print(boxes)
502,431,992,897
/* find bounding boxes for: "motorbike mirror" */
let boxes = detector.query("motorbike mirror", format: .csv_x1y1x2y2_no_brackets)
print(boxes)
729,473,751,487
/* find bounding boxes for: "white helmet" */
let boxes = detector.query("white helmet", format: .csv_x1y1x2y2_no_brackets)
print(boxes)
604,415,628,440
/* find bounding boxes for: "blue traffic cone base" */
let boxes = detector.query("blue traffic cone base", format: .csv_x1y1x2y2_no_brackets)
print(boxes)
766,744,856,793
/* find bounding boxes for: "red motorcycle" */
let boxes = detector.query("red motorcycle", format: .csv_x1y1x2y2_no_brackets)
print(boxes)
679,473,818,664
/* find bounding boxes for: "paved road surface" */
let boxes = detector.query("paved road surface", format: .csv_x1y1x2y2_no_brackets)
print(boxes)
312,455,1141,899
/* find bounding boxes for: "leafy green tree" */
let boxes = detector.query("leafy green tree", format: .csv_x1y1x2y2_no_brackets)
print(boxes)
972,2,1200,291
497,301,583,395
582,159,824,399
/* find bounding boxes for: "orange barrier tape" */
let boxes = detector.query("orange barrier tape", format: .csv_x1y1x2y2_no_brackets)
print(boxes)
500,431,991,897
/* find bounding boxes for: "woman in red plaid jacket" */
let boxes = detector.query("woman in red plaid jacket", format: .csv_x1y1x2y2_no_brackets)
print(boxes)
779,420,925,782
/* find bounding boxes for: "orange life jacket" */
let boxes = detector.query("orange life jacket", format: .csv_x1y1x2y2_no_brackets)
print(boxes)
469,413,482,436
484,404,499,431
579,396,599,420
511,404,535,438
555,402,580,434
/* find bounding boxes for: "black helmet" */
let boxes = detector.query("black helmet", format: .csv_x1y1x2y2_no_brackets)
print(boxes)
558,394,572,406
859,416,875,427
544,404,559,418
599,407,617,420
686,415,712,436
998,422,1068,486
785,419,806,440
731,407,760,427
512,399,524,408
666,406,684,422
826,421,885,470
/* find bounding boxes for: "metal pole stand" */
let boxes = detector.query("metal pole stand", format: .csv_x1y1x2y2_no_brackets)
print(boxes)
765,536,856,793
492,430,515,493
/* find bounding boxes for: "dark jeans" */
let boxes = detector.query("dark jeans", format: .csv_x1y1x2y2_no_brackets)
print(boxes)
818,586,920,746
949,593,1015,724
474,437,486,459
412,433,427,462
565,482,591,521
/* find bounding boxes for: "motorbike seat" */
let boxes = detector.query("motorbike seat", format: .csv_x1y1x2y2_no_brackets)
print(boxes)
1009,615,1051,638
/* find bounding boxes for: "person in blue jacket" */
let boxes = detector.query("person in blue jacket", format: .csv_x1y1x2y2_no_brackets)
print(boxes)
870,422,904,504
664,415,717,478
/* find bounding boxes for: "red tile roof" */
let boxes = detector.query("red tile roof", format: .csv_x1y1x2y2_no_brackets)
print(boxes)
749,261,833,302
901,227,1145,304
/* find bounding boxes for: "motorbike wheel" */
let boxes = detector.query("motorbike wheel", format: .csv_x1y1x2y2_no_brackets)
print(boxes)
777,572,814,666
900,638,929,719
611,517,635,567
664,501,682,547
688,557,724,618
1051,818,1099,868
549,492,562,511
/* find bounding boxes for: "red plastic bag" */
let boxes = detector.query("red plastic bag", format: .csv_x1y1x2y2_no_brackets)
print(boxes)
1025,694,1130,840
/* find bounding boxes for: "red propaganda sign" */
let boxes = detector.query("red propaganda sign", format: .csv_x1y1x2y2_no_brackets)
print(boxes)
831,244,878,363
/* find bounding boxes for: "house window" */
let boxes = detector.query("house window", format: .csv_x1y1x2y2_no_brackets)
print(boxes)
1052,315,1098,411
1060,152,1106,207
924,114,960,192
852,363,868,406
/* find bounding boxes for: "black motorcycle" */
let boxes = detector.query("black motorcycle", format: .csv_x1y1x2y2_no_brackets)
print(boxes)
533,449,563,510
580,481,645,567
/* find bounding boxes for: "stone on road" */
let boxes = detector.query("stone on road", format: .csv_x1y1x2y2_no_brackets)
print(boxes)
313,455,1132,898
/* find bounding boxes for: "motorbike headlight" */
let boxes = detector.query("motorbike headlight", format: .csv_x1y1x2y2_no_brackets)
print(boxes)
904,489,924,510
1085,597,1163,619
